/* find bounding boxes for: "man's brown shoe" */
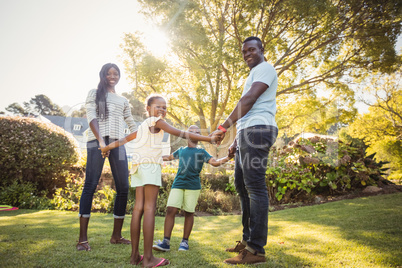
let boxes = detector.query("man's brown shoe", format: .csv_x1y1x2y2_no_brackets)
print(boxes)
225,240,246,252
224,249,266,265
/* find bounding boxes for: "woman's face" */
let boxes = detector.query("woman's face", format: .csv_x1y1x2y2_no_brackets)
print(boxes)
106,67,120,88
147,97,167,118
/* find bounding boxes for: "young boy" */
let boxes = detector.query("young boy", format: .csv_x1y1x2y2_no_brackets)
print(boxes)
153,125,233,251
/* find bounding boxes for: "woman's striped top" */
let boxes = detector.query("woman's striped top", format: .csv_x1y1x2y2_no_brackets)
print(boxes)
85,89,137,142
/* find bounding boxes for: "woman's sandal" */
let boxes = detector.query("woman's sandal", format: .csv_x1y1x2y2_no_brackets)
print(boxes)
110,237,131,244
76,241,91,251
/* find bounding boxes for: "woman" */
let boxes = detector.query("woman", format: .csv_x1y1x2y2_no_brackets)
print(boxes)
76,63,137,251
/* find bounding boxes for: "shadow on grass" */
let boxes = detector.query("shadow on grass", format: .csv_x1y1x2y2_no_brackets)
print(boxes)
0,208,41,217
268,193,402,267
154,214,310,267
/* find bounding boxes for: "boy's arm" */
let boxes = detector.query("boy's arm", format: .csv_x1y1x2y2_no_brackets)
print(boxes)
162,154,175,161
100,131,138,153
208,155,233,167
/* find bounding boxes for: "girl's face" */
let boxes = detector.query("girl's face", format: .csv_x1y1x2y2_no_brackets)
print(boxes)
106,67,120,88
147,97,167,118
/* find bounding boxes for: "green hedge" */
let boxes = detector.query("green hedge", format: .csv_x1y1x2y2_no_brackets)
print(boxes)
0,116,80,193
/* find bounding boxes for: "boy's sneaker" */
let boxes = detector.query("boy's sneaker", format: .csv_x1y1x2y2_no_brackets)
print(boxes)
224,249,266,265
178,240,189,251
225,240,246,252
153,239,170,252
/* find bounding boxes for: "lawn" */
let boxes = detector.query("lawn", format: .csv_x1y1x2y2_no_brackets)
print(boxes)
0,193,401,267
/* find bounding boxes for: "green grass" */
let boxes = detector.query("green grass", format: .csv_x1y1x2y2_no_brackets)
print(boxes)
1,193,401,267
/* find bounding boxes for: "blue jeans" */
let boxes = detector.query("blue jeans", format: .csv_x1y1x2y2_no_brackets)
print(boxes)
234,125,278,254
79,137,129,218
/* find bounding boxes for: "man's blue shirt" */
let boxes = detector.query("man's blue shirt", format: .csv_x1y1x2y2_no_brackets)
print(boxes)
236,61,278,132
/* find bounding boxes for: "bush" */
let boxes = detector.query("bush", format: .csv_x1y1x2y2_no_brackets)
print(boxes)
0,116,80,194
51,173,84,211
0,181,53,209
156,173,239,216
201,174,231,191
52,172,117,213
197,187,240,215
267,136,389,204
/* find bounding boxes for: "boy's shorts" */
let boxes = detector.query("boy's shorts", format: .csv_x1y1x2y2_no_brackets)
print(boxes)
167,188,201,213
131,163,162,188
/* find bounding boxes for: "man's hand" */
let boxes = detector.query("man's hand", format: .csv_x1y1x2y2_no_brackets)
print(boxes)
228,140,237,158
209,130,225,145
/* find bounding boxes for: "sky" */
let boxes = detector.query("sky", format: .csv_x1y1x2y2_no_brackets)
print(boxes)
0,0,401,115
0,0,169,114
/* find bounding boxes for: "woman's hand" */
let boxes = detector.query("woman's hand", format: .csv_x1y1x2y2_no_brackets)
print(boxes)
99,141,110,158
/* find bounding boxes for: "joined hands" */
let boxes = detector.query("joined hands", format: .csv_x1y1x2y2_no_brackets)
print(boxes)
209,130,225,145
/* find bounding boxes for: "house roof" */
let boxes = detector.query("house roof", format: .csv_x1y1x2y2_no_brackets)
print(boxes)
42,115,144,137
43,115,89,136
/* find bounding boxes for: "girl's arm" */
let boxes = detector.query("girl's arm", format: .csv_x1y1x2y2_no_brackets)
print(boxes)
162,154,175,161
100,131,138,153
208,155,233,167
155,120,218,143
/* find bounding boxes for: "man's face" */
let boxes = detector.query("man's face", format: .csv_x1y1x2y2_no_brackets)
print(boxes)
242,40,264,69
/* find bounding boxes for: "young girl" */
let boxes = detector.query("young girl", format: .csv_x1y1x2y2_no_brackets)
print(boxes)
101,95,219,267
153,125,233,253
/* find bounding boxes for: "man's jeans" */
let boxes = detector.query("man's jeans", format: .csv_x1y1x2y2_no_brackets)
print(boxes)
79,137,129,219
234,125,278,254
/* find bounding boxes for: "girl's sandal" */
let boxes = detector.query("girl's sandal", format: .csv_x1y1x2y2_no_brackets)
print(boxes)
76,241,91,251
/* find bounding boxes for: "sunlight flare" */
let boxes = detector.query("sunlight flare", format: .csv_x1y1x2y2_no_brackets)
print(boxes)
143,28,170,58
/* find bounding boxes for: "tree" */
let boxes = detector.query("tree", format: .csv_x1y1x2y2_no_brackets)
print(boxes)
122,0,401,154
71,105,86,118
23,94,65,116
5,102,26,115
347,69,402,179
121,92,148,121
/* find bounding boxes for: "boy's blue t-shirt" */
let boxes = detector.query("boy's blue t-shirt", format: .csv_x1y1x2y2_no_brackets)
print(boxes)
171,146,212,190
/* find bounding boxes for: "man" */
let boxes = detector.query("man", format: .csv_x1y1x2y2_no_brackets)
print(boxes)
210,36,278,265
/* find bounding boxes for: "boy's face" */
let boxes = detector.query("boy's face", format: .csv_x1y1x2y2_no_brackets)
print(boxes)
188,126,200,145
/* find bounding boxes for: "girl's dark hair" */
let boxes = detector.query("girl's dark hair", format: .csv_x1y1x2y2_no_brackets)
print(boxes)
96,63,120,120
146,94,165,106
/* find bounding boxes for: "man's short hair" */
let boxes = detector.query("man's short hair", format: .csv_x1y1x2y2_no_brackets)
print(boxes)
243,36,263,49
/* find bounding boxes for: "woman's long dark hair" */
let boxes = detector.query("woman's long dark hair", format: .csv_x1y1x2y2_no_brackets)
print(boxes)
96,63,120,120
